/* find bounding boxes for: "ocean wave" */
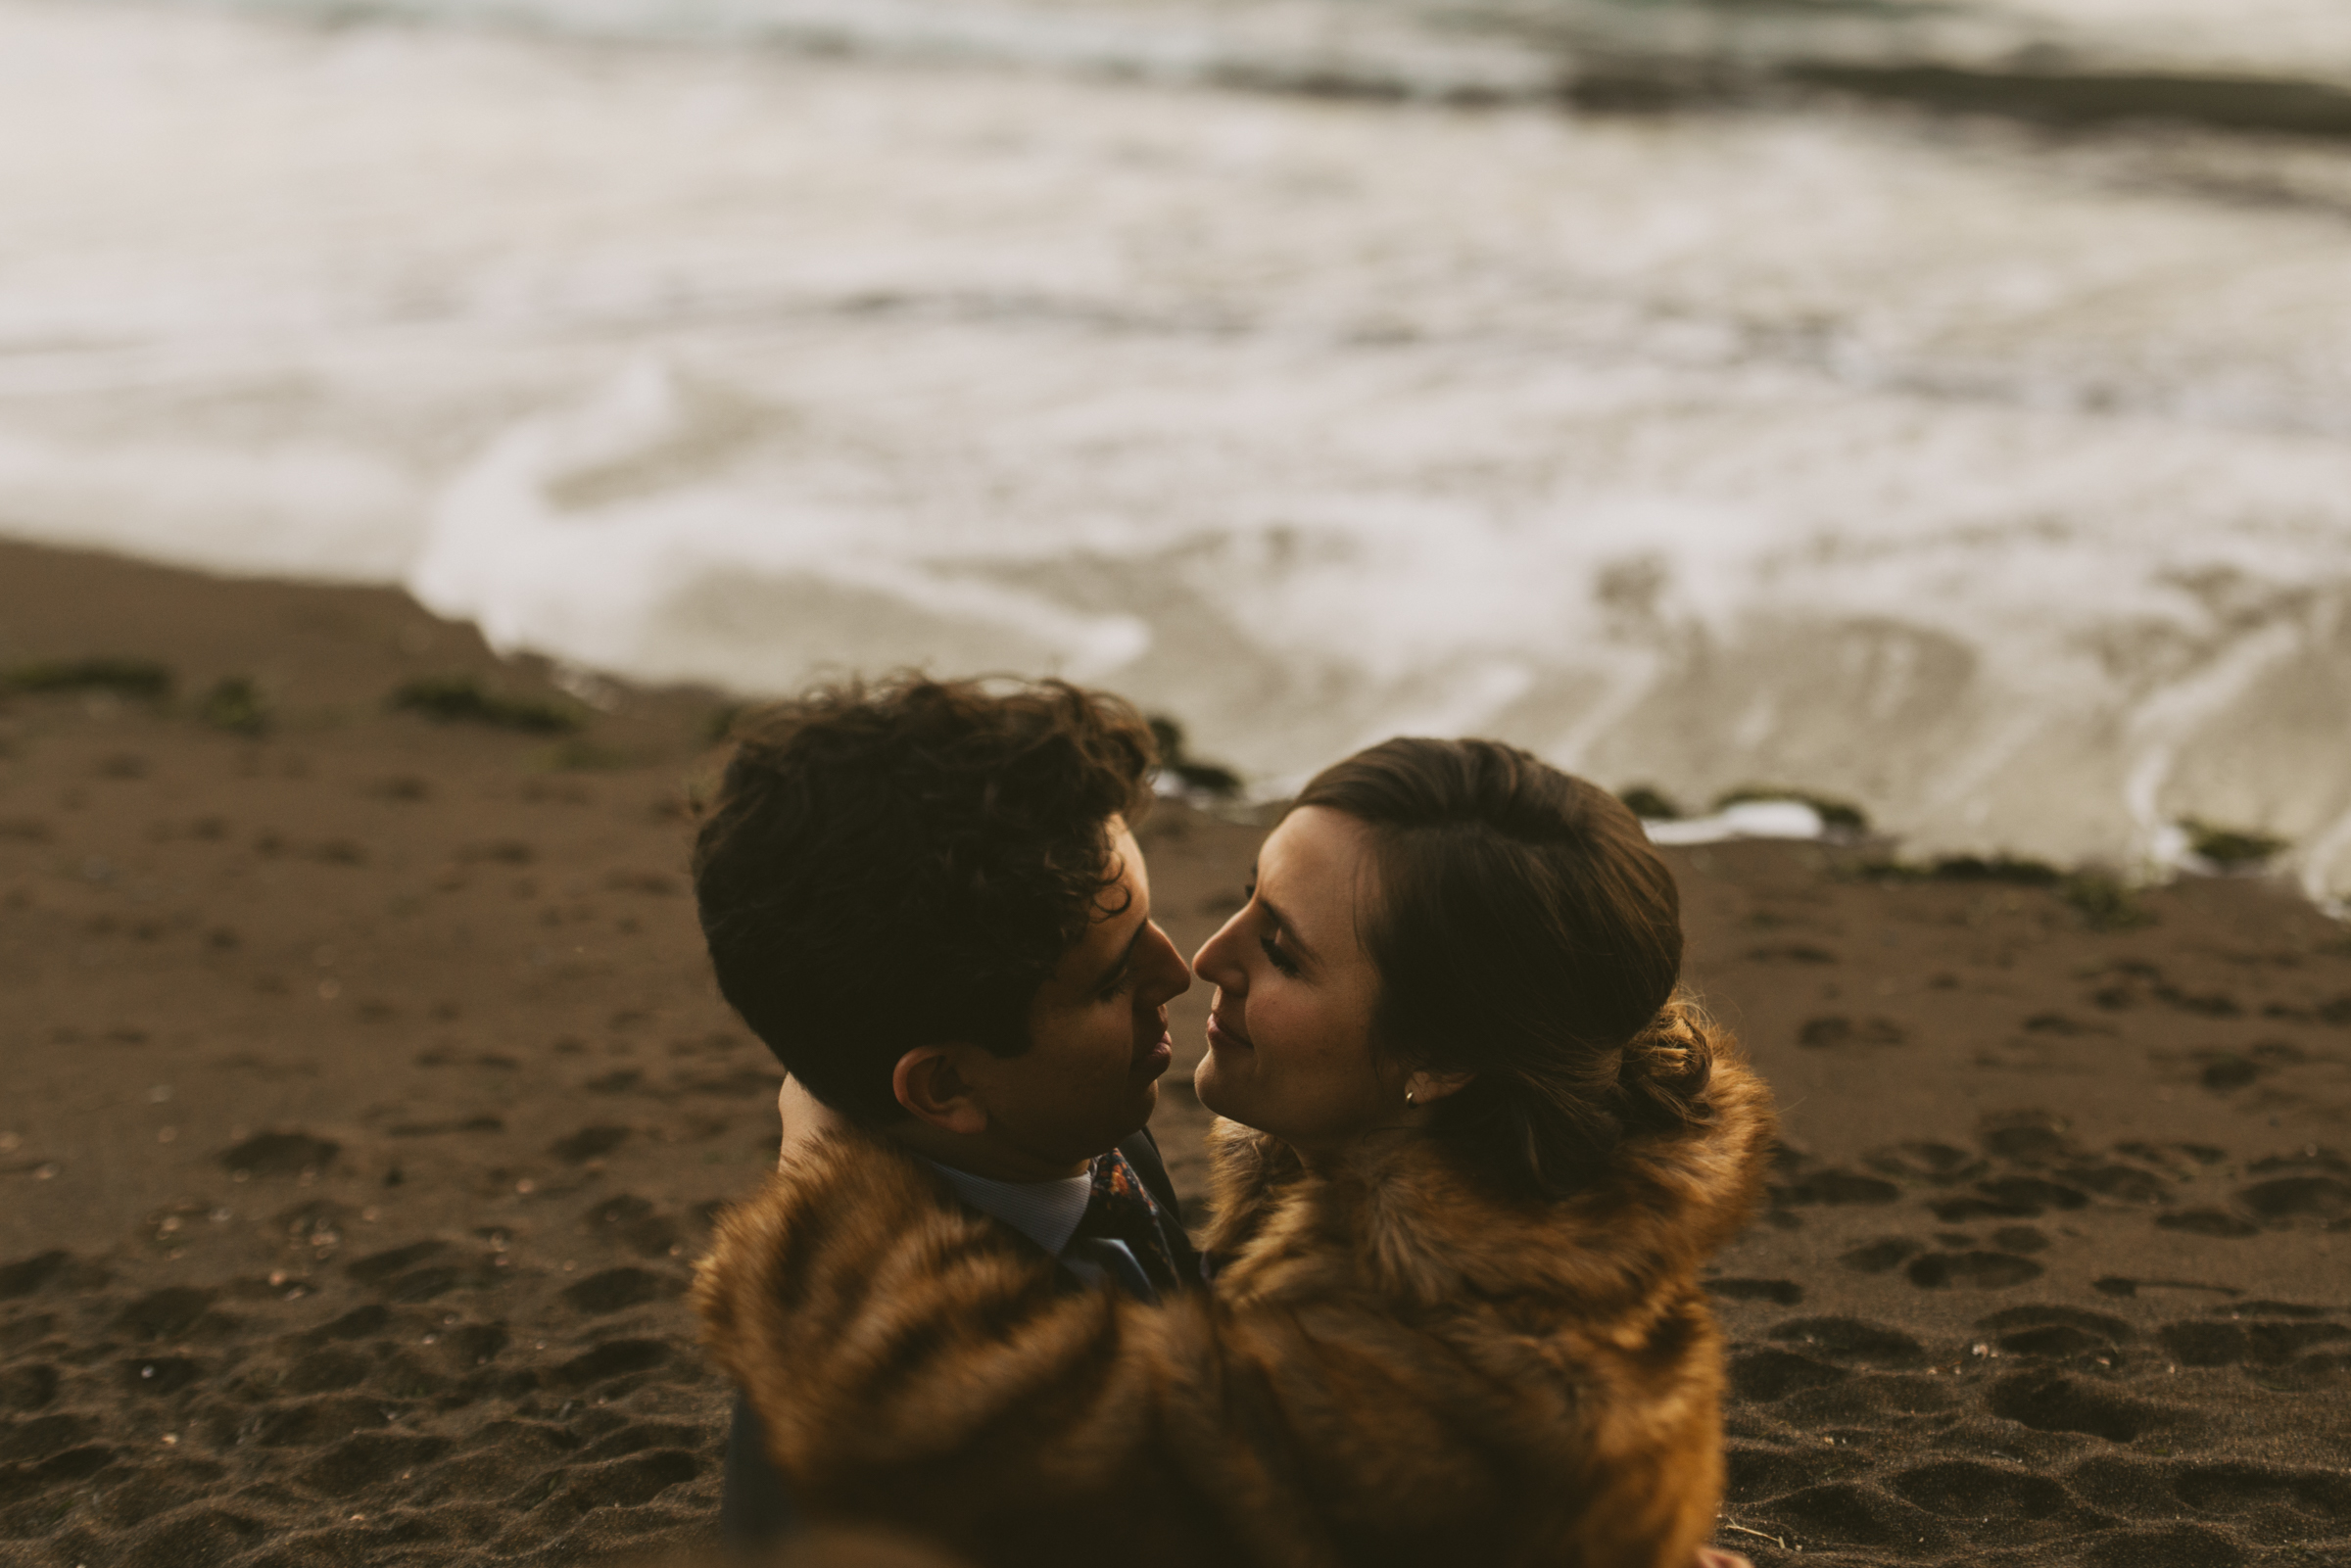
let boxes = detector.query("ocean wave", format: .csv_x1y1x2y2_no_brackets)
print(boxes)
122,0,2351,129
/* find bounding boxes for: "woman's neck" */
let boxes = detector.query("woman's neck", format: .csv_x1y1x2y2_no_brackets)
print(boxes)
1292,1113,1431,1176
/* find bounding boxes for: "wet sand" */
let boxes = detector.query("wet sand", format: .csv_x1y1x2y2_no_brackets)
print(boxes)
2,539,2348,1566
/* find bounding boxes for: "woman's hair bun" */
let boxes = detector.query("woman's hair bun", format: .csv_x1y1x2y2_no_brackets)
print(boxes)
1613,994,1716,1135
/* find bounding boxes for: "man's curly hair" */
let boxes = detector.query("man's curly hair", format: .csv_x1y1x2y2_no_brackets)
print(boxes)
693,675,1158,1122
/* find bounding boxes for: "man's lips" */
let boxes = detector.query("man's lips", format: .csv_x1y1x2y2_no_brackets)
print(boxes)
1207,1011,1252,1050
1138,1033,1173,1076
1134,1010,1174,1075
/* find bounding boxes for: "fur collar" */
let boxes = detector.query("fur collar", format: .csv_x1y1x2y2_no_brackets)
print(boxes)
1201,1050,1775,1317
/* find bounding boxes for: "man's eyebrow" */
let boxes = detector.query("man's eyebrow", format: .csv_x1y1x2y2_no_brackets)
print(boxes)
1087,912,1150,994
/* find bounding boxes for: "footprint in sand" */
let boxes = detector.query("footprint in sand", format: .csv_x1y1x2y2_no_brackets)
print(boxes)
2159,1303,2351,1387
1989,1367,2172,1441
113,1286,231,1342
1839,1237,1922,1274
583,1194,689,1259
0,1363,61,1411
218,1131,339,1179
0,1250,107,1302
1889,1459,2072,1523
2157,1209,2260,1237
1761,1480,1949,1553
297,1432,455,1497
1773,1168,1901,1208
1977,1305,2134,1361
1905,1251,2044,1289
2238,1166,2351,1225
551,1338,668,1388
1861,1141,1986,1186
551,1125,631,1164
1729,1347,1849,1402
118,1354,208,1396
1796,1015,1907,1049
560,1266,684,1315
1765,1315,1926,1367
1978,1116,2079,1166
1705,1277,1805,1306
344,1240,500,1304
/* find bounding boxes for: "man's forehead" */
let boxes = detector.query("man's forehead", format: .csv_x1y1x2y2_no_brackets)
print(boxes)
1099,819,1146,904
1046,823,1148,983
1084,831,1148,939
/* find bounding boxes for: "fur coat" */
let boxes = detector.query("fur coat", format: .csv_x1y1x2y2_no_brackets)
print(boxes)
694,1054,1775,1568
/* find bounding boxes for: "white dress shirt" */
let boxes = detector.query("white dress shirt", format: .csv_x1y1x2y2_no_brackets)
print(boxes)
925,1159,1158,1301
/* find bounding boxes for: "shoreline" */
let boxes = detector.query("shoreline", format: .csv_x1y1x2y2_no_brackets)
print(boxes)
4,538,2349,1566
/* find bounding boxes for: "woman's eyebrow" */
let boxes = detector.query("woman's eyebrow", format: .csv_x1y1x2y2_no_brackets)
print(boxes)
1255,892,1318,965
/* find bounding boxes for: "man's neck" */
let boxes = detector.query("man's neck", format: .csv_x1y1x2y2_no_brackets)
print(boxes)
886,1119,1092,1185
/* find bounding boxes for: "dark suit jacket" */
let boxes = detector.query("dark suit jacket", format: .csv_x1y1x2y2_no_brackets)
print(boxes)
718,1126,1196,1546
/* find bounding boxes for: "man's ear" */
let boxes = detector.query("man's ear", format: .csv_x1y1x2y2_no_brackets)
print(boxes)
892,1045,990,1136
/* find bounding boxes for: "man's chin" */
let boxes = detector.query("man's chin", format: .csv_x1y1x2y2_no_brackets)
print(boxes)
1104,1081,1159,1152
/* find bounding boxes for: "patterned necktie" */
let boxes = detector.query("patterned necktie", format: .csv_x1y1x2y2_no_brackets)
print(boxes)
1070,1149,1180,1295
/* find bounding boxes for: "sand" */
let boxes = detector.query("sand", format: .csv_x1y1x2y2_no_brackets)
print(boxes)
2,538,2348,1568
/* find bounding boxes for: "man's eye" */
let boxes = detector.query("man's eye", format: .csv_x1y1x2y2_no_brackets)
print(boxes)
1259,933,1300,977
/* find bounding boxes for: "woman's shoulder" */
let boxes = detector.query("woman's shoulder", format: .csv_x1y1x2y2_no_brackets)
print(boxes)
1196,1117,1306,1259
1207,1052,1775,1322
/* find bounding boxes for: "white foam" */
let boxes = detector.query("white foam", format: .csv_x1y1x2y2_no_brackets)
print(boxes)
409,360,1154,680
1644,800,1827,846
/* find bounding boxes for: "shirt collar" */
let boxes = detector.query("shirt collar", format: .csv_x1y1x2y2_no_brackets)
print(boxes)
923,1159,1094,1259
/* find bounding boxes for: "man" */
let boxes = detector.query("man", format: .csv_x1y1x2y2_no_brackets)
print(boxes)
689,675,1196,1545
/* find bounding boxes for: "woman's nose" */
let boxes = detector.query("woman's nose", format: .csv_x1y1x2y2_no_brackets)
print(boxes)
1191,908,1246,991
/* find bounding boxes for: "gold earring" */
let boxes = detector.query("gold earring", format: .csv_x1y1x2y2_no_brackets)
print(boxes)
1404,1088,1417,1107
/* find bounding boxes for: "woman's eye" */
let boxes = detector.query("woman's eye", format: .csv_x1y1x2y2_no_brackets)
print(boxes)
1259,933,1301,977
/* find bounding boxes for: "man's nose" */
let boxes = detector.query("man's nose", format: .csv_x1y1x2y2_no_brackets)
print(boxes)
1140,922,1191,1005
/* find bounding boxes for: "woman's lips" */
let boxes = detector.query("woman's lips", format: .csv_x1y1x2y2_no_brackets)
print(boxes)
1207,1012,1253,1050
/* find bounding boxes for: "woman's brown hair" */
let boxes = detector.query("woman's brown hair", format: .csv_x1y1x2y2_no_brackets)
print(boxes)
1293,737,1716,1201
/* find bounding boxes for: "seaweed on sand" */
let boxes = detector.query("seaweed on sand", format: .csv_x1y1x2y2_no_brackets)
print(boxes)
3,657,172,699
1148,716,1243,800
2062,870,2154,931
1861,854,2064,886
388,675,585,736
2180,819,2287,871
1618,784,1683,821
198,677,269,736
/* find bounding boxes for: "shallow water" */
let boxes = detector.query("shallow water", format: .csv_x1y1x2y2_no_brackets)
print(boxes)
2,0,2349,897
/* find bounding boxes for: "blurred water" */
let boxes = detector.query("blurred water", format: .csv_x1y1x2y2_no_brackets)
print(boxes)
2,0,2349,897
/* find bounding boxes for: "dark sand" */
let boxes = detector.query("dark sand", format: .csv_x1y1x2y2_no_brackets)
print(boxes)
2,539,2348,1567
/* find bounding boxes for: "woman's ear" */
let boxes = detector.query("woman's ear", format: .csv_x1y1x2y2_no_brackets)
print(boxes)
892,1045,990,1135
1403,1069,1474,1108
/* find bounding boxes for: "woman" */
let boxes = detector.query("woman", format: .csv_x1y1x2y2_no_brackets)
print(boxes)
696,738,1776,1568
